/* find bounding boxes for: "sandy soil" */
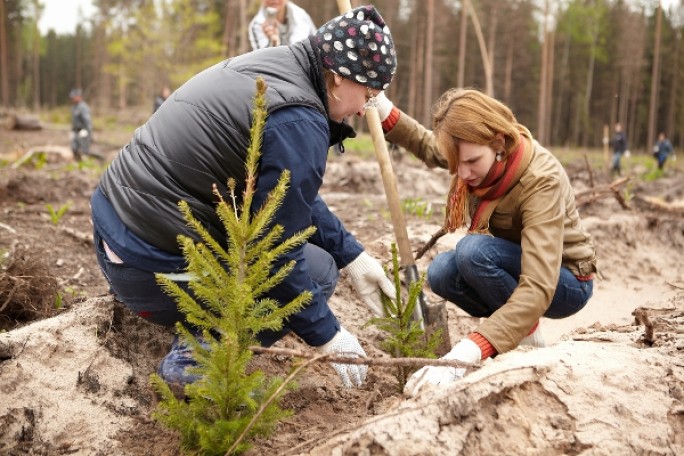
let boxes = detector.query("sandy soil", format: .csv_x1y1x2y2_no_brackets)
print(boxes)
0,123,683,455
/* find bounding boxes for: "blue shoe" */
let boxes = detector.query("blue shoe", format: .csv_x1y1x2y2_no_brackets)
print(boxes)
157,335,208,387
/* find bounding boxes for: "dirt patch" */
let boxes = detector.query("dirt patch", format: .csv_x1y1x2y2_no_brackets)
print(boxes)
1,125,683,455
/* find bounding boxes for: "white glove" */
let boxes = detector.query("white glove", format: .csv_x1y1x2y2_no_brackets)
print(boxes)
404,338,481,396
373,91,394,122
78,129,89,138
345,251,396,317
317,327,367,388
519,322,546,348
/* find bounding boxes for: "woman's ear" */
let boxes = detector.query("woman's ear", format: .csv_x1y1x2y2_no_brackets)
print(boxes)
333,73,344,87
491,133,506,151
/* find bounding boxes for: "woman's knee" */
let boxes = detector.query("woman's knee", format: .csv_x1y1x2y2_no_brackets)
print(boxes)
427,251,457,293
452,235,499,277
546,272,594,319
454,234,492,262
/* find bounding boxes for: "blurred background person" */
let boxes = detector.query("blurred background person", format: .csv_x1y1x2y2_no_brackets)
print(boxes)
652,131,674,171
153,85,171,114
610,122,628,176
69,88,92,161
248,0,316,49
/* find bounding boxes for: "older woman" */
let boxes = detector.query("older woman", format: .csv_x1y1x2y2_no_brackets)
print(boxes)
91,6,397,390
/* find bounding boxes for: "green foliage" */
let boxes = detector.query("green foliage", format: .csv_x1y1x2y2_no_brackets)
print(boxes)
365,243,441,391
338,133,376,159
150,78,316,455
401,197,433,219
643,165,664,182
29,152,48,169
56,286,79,309
45,201,71,225
559,0,610,62
75,156,107,172
54,293,64,310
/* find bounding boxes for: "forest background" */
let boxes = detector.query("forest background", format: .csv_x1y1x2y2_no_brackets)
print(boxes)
1,0,683,152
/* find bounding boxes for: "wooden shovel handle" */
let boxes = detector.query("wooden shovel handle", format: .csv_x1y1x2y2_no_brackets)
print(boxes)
335,0,427,330
335,1,414,266
336,0,352,13
365,107,416,266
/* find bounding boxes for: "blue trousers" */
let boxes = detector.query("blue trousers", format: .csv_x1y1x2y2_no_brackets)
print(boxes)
94,229,339,345
656,152,668,170
611,151,623,174
427,234,592,319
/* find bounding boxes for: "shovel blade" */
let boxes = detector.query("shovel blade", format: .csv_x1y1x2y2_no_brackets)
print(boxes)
404,265,452,356
423,301,452,356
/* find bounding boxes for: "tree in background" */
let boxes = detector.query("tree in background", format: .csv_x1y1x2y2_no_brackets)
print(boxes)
3,0,684,152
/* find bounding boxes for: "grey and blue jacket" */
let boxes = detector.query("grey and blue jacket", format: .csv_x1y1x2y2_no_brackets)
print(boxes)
92,38,362,346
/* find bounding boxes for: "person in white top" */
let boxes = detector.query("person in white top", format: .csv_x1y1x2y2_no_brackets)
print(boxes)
249,0,317,49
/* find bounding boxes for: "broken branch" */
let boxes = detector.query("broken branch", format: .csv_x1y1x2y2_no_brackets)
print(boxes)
250,345,478,369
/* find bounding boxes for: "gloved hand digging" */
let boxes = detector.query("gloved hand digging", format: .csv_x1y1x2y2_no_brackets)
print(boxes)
404,338,481,397
317,326,367,388
345,251,396,317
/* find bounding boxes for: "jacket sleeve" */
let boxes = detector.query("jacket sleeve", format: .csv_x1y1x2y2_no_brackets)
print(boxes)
252,107,343,347
248,12,269,50
72,103,92,133
309,194,363,269
83,104,93,133
287,3,318,43
385,108,448,169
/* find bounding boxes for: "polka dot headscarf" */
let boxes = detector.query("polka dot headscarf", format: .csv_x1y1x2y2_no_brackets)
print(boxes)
314,5,397,91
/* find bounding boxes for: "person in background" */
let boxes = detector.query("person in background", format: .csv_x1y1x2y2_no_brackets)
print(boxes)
610,122,628,176
370,88,597,396
69,88,92,161
248,0,316,49
153,85,171,114
652,131,674,171
91,6,397,390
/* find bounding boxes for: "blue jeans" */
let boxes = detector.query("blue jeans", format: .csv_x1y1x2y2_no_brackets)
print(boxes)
94,229,339,344
427,234,592,319
611,151,623,174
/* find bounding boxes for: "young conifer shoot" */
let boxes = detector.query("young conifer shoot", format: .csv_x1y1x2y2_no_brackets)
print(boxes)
150,77,316,455
366,243,442,391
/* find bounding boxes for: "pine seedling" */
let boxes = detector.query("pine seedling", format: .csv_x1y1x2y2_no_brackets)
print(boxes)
366,243,442,391
45,201,71,225
150,77,316,455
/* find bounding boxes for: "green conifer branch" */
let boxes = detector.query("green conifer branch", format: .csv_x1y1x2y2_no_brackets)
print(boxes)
365,243,442,390
150,77,316,455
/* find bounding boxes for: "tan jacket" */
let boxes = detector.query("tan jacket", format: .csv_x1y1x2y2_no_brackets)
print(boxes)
386,110,598,353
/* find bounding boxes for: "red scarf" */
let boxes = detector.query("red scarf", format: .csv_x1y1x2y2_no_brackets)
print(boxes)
445,134,532,233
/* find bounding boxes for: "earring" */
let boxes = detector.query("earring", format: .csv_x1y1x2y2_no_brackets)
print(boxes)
495,152,504,162
329,89,341,102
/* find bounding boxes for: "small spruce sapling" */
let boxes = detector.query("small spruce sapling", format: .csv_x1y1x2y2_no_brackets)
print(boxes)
150,77,316,455
366,243,442,391
45,201,71,225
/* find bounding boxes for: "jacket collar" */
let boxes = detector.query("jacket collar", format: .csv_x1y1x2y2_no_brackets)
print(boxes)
305,36,358,150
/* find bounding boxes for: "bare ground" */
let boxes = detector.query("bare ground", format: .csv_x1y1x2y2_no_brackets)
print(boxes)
0,122,683,455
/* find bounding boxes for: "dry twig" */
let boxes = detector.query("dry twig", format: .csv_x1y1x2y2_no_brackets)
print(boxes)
575,176,631,209
633,307,654,345
250,345,477,369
